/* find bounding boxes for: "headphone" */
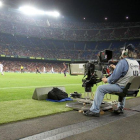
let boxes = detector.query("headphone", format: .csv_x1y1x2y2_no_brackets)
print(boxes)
122,48,128,56
120,47,128,59
120,44,135,59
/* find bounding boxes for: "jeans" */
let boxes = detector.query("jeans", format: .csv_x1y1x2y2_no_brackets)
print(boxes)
90,84,125,113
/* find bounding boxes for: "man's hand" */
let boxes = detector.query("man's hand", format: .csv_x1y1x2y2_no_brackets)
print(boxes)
102,77,108,83
110,64,116,69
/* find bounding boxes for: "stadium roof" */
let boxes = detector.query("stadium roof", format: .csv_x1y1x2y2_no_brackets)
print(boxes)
4,0,140,22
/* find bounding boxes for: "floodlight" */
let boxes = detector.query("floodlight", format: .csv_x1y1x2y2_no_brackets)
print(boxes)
45,11,60,17
126,16,129,19
19,6,44,15
54,11,60,17
0,1,3,7
18,5,60,17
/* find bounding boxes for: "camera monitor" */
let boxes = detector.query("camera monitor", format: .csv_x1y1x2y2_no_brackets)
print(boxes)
99,50,113,62
69,63,85,75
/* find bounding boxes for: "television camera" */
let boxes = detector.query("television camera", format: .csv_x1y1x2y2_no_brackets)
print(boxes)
69,50,113,93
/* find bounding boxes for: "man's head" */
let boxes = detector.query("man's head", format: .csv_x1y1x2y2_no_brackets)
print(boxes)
120,44,137,59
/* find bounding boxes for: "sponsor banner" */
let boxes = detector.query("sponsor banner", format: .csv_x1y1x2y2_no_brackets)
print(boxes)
36,57,41,59
18,56,27,58
0,55,5,57
57,59,71,61
30,57,35,59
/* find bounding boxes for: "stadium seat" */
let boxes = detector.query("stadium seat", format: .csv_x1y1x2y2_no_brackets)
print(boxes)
109,76,140,103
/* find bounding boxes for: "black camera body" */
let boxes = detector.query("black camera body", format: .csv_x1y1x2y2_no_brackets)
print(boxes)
69,49,113,92
82,61,102,92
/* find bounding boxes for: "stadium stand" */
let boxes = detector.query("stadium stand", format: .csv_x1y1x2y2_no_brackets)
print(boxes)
0,33,140,60
0,8,140,68
0,9,140,41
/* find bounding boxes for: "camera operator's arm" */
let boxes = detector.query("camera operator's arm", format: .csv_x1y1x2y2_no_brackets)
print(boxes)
102,64,117,83
107,59,128,84
102,64,118,83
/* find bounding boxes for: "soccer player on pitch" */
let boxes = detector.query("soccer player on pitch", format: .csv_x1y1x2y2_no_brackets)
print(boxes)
0,62,4,75
51,67,54,73
36,67,41,74
20,65,24,73
62,63,67,77
43,66,46,73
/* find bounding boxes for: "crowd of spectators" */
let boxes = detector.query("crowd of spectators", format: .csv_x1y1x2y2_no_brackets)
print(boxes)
0,33,96,60
0,33,140,60
0,9,140,41
0,8,140,61
1,60,66,73
0,9,140,29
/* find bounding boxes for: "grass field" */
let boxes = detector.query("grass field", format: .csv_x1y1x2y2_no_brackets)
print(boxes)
0,73,139,124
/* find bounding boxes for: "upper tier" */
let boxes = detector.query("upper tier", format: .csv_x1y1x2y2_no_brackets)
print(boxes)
0,9,140,41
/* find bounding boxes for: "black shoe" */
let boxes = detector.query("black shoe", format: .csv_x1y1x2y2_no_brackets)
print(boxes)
83,110,100,117
113,107,124,115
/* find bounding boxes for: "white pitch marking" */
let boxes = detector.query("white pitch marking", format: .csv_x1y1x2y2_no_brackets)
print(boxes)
0,84,81,90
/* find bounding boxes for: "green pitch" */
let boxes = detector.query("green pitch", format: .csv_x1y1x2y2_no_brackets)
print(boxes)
0,73,139,124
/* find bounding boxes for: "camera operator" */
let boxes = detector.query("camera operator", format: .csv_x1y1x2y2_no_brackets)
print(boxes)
84,44,139,117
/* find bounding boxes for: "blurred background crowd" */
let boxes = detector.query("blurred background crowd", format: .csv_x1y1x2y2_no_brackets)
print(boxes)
0,9,140,72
